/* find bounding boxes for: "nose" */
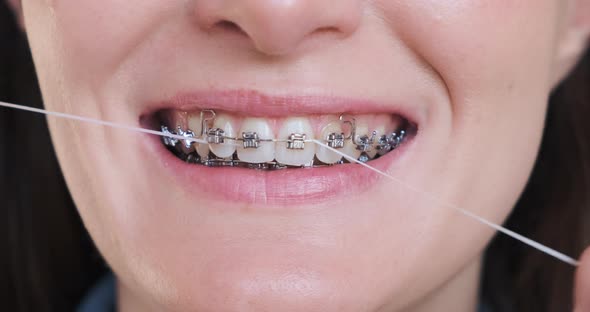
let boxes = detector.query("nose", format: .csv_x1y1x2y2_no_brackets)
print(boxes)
193,0,362,56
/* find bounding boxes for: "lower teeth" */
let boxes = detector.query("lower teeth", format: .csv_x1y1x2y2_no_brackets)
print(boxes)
168,146,372,170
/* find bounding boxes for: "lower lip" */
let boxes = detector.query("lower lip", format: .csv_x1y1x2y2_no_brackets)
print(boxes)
144,135,410,207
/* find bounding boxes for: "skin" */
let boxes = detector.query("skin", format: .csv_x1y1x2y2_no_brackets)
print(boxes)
9,0,590,311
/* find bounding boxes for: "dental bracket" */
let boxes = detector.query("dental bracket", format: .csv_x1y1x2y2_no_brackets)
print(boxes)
326,132,345,149
181,129,196,149
376,134,392,152
287,133,306,150
203,158,235,167
355,131,378,152
206,128,226,144
161,126,178,147
389,130,406,149
242,131,260,149
175,126,196,150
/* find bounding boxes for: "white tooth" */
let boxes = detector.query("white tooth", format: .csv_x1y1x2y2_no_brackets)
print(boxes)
209,114,236,158
366,125,386,158
316,121,343,164
275,118,315,166
196,141,210,159
351,123,373,160
342,122,362,161
237,118,275,163
188,113,210,159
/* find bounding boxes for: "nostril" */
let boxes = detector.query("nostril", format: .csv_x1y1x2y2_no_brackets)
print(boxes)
214,20,247,36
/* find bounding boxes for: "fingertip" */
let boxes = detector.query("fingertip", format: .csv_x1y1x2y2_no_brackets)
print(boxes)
574,247,590,311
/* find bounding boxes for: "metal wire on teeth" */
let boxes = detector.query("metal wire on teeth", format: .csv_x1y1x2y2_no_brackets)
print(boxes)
160,111,407,169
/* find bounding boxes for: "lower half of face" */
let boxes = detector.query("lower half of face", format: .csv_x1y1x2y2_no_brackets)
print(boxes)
24,0,565,311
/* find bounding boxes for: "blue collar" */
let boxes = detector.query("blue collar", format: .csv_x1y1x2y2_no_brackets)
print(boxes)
77,274,116,312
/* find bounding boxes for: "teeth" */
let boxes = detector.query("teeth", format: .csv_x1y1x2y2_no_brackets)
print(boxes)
354,123,375,152
316,121,344,164
366,125,385,158
237,118,275,163
188,113,210,159
275,118,315,166
209,114,236,158
351,123,381,162
341,121,363,160
166,110,409,168
178,127,196,154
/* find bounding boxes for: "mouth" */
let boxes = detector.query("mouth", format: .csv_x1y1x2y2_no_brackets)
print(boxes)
141,90,419,206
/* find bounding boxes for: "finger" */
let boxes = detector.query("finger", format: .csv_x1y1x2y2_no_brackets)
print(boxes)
574,247,590,311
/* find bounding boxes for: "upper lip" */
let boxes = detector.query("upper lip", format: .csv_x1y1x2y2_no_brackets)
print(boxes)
143,89,422,125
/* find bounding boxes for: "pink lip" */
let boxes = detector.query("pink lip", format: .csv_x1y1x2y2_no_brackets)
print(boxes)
141,89,418,206
144,89,423,121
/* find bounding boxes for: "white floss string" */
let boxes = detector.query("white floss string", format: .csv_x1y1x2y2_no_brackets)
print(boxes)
312,139,580,267
0,100,580,267
0,101,209,145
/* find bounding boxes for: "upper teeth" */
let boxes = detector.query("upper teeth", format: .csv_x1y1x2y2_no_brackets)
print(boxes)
237,118,275,163
209,114,236,158
162,110,408,168
275,117,315,166
317,121,346,164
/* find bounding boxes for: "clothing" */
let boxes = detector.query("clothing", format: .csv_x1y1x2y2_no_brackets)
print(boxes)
77,275,116,312
77,275,492,312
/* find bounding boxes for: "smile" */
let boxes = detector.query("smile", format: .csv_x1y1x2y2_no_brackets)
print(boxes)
158,109,414,170
141,90,420,205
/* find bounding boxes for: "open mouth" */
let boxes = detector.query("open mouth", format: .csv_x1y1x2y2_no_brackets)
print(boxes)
140,90,420,205
154,110,415,170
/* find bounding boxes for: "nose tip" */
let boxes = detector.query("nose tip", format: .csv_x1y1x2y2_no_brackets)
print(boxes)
194,0,362,56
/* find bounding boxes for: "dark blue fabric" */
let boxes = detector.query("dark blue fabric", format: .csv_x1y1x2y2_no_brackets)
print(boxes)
77,274,116,312
77,274,492,312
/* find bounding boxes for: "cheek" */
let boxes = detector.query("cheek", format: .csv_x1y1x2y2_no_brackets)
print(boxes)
375,0,560,232
379,1,560,161
379,0,560,99
40,0,173,88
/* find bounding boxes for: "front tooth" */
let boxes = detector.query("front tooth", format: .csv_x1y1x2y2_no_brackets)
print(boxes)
188,113,210,159
209,114,236,158
275,118,315,166
237,118,275,163
316,121,344,164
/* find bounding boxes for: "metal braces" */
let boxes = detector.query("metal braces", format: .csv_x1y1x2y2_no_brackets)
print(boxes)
326,132,345,148
161,109,408,153
161,126,178,147
175,126,196,149
355,131,378,152
242,131,260,149
287,133,306,150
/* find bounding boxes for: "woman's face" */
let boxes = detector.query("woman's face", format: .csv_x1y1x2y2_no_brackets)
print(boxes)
21,0,586,311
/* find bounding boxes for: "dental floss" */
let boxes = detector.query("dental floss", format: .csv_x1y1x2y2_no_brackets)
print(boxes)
311,139,580,267
0,100,580,267
0,100,209,145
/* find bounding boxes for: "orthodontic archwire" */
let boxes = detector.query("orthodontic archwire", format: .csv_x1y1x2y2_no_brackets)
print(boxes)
0,100,580,267
163,110,405,158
